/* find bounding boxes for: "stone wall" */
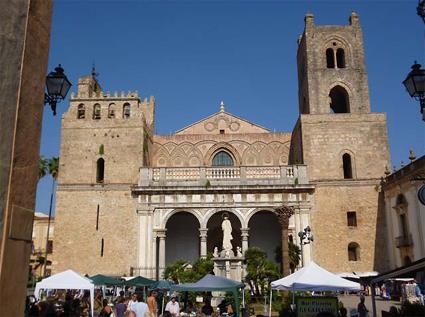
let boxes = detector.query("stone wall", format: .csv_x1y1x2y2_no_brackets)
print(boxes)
299,113,389,181
311,184,382,272
53,188,138,275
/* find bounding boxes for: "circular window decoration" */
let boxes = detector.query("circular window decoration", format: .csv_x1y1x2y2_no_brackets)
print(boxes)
229,121,240,131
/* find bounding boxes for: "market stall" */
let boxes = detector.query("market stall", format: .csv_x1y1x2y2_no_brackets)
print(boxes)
271,262,361,317
172,274,244,317
34,269,95,317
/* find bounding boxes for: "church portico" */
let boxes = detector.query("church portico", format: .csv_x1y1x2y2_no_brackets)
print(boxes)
133,165,314,278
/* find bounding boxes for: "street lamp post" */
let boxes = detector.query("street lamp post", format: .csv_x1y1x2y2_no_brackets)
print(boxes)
403,62,425,121
44,64,72,115
298,226,314,267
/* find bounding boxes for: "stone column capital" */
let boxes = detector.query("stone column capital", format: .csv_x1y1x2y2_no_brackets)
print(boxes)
155,229,167,239
274,205,295,226
199,228,208,237
240,227,250,238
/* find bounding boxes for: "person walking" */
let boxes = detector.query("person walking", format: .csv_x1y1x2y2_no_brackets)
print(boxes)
165,296,180,317
132,294,149,317
147,290,158,317
357,295,369,317
115,297,128,317
99,299,113,317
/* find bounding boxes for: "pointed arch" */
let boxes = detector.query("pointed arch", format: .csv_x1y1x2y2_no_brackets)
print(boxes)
204,142,241,166
342,153,353,179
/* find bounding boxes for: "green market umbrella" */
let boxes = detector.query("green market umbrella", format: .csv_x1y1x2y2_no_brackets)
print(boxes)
172,274,244,317
90,274,124,286
124,276,155,287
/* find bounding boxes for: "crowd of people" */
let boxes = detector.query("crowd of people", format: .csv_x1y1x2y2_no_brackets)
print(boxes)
25,289,236,317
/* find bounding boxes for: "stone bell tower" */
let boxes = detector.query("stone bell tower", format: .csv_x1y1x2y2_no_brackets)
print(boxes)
290,12,391,273
297,12,371,115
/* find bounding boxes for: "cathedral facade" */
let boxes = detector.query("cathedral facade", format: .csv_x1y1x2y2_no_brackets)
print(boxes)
52,13,390,278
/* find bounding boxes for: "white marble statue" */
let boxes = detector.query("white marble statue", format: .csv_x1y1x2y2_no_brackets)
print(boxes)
213,247,219,257
236,246,243,257
222,214,233,251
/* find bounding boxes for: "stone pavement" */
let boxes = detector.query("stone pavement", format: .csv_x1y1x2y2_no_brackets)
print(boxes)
338,295,401,317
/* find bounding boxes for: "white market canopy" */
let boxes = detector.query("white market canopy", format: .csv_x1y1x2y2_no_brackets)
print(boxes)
34,269,94,317
271,261,361,292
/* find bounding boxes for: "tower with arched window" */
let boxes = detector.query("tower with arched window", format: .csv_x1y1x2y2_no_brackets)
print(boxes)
290,12,390,273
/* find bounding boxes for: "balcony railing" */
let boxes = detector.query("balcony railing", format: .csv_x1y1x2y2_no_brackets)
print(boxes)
395,234,413,248
139,165,308,187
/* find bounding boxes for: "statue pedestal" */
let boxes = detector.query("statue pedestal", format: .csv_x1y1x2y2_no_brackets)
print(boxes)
213,256,245,281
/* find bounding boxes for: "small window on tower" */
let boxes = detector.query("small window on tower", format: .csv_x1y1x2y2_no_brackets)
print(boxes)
326,48,335,68
342,153,353,179
348,242,360,261
93,104,101,120
336,48,346,68
108,103,115,118
220,129,225,134
96,158,105,183
77,104,85,119
347,211,357,227
123,103,131,118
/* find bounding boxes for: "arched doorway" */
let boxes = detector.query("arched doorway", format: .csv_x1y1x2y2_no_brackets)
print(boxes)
207,211,241,255
165,212,200,265
248,211,281,262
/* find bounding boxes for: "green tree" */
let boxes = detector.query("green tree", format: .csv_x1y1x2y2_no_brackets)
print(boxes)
42,156,59,277
39,156,48,180
288,241,301,273
244,247,280,297
48,157,59,180
163,255,214,284
275,241,301,273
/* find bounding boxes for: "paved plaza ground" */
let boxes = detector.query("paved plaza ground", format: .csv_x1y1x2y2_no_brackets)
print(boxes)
338,295,401,317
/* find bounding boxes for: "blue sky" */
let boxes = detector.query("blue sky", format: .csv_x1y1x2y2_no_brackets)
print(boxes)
36,0,425,213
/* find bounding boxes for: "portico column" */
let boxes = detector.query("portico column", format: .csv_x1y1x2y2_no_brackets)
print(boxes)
241,228,250,253
199,229,208,259
274,205,295,277
157,229,167,278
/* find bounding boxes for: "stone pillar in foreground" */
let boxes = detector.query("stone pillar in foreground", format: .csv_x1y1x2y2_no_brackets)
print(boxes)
0,1,52,315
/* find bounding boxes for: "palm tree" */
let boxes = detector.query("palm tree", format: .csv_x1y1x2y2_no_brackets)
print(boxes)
39,156,48,180
288,241,301,273
43,156,59,277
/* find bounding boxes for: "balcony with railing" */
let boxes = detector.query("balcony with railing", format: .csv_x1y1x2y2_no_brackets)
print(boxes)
138,165,309,188
395,234,413,248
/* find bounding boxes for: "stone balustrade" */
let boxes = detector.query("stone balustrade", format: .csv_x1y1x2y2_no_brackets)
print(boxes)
139,165,308,187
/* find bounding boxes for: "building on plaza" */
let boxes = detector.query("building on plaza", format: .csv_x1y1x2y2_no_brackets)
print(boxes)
382,154,425,270
52,13,391,278
31,212,54,277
